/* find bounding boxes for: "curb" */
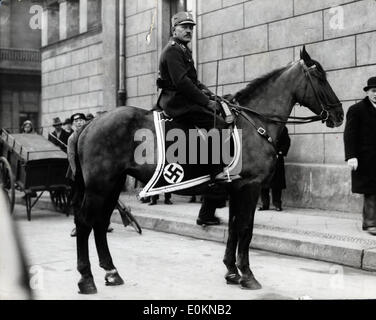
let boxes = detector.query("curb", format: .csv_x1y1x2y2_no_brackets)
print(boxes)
111,209,375,272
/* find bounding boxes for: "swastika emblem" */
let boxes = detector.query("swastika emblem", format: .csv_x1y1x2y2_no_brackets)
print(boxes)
163,163,184,184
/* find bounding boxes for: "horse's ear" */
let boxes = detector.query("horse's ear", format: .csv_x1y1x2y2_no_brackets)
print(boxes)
300,45,312,62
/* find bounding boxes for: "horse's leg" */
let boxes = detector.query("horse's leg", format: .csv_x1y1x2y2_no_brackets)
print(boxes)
75,218,96,294
93,220,124,286
223,191,241,285
235,182,262,290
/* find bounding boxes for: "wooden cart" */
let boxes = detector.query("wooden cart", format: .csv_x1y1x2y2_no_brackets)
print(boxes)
0,129,71,220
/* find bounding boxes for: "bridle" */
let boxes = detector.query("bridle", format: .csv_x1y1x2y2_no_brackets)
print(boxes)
298,60,341,123
214,59,341,147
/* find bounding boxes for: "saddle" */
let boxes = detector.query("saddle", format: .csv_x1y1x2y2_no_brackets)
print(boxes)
139,108,241,198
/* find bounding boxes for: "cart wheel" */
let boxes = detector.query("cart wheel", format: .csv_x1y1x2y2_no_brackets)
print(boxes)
0,157,15,214
116,201,142,234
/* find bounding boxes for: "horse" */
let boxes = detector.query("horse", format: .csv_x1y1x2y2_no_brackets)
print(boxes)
73,47,344,294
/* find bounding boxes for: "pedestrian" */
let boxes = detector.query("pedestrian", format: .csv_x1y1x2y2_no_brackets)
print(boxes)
157,11,237,182
344,77,376,236
63,118,74,135
67,113,113,237
21,120,34,134
48,117,70,152
259,127,291,212
66,113,87,237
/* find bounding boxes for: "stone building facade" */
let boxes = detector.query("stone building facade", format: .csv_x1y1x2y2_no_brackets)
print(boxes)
40,0,376,212
0,0,42,131
40,0,107,128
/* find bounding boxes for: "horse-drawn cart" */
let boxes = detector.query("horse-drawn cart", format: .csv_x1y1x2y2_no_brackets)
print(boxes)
0,129,71,220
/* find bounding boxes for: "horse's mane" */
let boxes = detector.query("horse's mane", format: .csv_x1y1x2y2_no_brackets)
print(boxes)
234,66,287,104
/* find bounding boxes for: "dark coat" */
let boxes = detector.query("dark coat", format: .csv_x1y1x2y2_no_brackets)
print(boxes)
270,127,291,190
157,37,210,118
48,129,71,153
344,97,376,194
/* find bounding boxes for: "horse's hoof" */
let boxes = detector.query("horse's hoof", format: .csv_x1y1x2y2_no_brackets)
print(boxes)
78,276,97,294
105,270,124,286
225,272,241,285
240,277,262,290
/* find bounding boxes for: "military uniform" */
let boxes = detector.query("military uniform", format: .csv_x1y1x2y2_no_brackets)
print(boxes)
157,37,225,130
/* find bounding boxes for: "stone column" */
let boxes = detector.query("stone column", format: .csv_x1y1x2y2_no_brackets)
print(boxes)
59,0,68,40
42,7,48,46
67,0,79,37
47,3,60,45
79,0,88,33
59,0,80,40
0,1,11,47
102,0,118,109
88,0,101,30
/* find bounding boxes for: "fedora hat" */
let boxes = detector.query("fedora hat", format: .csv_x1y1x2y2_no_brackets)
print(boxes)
363,77,376,91
52,117,63,126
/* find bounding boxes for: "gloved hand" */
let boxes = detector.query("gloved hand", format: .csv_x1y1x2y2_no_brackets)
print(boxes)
206,100,220,113
347,158,358,171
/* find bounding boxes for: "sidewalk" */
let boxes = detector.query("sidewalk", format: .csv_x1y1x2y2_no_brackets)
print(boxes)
15,192,376,272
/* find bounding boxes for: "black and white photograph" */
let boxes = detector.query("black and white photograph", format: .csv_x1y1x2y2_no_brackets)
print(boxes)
1,0,376,310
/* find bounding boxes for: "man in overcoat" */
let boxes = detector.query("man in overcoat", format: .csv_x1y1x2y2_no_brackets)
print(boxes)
344,77,376,235
48,117,70,153
259,127,291,211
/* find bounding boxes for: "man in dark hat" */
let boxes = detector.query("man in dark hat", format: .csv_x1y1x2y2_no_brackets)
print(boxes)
157,11,224,129
344,77,376,235
66,113,114,236
48,117,70,152
66,113,87,237
63,118,74,135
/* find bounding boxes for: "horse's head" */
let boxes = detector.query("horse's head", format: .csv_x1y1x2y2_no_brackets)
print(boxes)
294,46,344,128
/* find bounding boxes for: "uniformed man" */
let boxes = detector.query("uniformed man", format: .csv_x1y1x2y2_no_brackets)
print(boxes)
157,11,224,130
157,11,238,184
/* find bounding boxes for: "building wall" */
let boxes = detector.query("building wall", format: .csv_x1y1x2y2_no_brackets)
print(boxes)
41,31,104,128
195,0,376,212
40,0,106,131
37,0,376,212
0,0,42,131
125,0,159,109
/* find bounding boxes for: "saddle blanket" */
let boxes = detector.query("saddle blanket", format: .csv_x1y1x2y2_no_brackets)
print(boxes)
139,111,241,198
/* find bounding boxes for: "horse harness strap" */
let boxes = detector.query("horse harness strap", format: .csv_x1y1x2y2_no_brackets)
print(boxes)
233,107,277,150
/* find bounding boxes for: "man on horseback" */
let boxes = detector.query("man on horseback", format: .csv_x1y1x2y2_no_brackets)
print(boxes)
157,11,224,130
157,12,238,186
